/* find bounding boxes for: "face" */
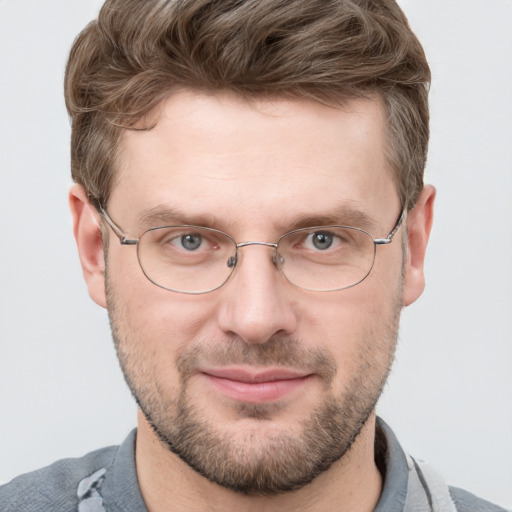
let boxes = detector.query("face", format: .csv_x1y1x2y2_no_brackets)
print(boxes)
72,91,431,495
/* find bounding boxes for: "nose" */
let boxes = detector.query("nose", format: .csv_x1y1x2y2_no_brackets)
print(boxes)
217,244,298,345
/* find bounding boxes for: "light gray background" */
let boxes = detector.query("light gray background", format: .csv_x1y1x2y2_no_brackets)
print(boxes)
1,0,511,507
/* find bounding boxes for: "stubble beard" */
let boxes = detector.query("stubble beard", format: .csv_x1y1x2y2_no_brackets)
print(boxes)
106,273,401,496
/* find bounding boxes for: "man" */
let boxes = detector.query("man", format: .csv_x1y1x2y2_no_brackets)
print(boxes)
0,0,508,511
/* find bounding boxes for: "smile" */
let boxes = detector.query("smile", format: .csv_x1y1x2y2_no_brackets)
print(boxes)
200,368,314,403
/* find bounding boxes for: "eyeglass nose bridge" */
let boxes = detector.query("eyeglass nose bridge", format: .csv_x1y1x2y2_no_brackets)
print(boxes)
236,241,278,249
227,241,281,269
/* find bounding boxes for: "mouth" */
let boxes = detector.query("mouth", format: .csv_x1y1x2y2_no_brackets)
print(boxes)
199,367,314,403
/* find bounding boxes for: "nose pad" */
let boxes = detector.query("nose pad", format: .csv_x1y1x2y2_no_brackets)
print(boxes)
227,254,237,268
273,250,285,269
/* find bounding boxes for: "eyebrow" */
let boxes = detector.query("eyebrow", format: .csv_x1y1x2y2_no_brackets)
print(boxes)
280,207,377,232
138,205,218,231
136,203,379,235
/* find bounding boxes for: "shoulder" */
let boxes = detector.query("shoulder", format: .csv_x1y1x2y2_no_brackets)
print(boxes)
0,444,119,512
450,486,510,512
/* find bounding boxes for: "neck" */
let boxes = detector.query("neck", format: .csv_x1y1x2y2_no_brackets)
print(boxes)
135,411,383,512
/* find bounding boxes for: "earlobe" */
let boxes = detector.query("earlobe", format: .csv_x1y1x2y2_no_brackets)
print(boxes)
402,185,436,307
69,184,107,308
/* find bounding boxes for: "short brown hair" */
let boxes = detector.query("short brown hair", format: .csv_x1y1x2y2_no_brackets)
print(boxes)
65,0,430,210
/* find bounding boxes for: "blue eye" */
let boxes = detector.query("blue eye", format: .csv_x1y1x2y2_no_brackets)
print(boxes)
180,234,203,250
311,231,334,250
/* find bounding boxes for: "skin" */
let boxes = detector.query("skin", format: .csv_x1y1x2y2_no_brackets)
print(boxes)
70,91,435,512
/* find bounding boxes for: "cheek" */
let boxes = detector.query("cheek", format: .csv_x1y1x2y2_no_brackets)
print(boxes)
126,293,218,354
298,283,401,389
107,256,220,367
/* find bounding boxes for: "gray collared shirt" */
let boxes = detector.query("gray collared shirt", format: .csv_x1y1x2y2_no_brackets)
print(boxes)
0,418,508,511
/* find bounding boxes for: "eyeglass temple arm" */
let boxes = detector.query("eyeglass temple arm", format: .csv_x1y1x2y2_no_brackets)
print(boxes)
99,207,139,245
373,208,407,245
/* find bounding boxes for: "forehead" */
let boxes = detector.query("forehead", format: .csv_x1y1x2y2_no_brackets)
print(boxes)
110,91,398,233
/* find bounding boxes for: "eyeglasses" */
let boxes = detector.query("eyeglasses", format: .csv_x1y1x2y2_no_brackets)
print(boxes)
100,207,406,294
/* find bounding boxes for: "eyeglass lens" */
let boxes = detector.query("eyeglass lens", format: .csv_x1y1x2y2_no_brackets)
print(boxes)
136,225,377,294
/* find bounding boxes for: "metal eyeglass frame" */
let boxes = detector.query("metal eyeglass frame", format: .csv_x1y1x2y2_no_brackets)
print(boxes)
99,206,407,293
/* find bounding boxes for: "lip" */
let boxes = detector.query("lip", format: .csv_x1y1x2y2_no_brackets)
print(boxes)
199,367,313,403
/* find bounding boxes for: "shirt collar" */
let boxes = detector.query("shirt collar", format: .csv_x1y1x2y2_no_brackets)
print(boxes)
374,417,409,512
101,429,148,512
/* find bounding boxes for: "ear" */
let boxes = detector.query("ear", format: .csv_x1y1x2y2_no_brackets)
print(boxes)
402,185,436,307
69,184,107,308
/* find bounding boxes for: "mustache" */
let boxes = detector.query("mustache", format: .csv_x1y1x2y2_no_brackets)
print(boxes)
176,335,337,384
